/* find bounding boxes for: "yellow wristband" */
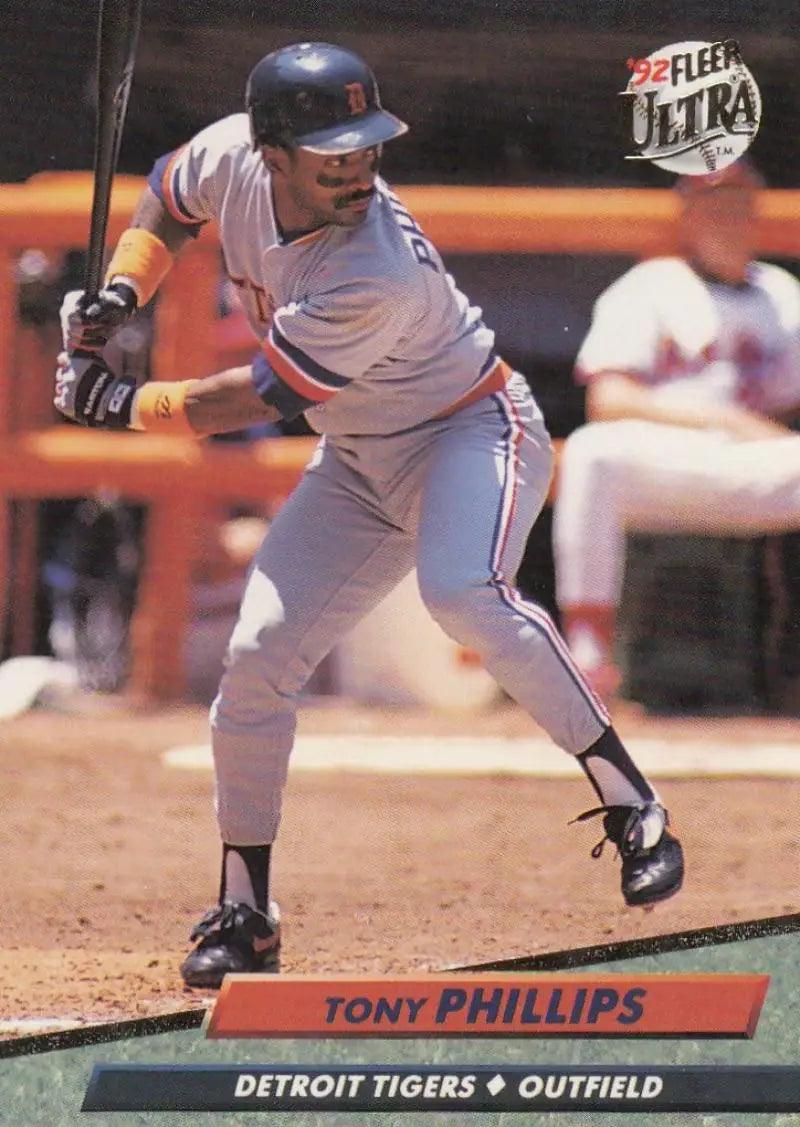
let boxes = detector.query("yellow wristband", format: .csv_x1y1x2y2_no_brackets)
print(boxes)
105,228,173,308
133,380,199,436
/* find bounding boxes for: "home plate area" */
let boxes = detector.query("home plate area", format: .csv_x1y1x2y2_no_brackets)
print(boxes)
4,703,800,1037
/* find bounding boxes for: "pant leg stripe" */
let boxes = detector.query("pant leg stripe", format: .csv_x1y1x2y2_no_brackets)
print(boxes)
489,389,523,575
489,389,610,726
496,579,611,725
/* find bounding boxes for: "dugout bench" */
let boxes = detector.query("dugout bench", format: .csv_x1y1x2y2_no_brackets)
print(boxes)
0,173,799,702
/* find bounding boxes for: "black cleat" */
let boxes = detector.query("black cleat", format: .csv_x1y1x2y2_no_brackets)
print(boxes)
180,901,281,989
574,803,684,907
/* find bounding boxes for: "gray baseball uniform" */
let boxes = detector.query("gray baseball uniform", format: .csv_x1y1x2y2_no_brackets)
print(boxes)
152,114,610,844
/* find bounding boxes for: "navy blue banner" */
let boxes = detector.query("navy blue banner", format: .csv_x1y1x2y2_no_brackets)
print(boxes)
82,1064,800,1112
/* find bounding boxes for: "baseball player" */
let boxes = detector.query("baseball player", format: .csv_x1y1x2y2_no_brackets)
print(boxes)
56,42,684,989
553,159,800,699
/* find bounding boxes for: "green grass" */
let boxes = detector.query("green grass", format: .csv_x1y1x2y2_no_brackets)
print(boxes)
4,932,800,1126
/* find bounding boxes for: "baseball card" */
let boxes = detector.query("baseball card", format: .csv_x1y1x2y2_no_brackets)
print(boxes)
2,1,800,1124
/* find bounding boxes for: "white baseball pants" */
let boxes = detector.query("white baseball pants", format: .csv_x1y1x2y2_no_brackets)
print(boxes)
554,419,800,608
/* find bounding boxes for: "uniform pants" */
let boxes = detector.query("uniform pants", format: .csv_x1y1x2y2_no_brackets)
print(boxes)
211,375,609,844
554,420,800,608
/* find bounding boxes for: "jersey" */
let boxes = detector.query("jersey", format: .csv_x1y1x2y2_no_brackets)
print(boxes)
575,256,800,416
150,114,498,436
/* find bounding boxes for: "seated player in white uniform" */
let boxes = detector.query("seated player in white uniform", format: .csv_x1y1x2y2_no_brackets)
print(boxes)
553,159,800,700
56,42,684,988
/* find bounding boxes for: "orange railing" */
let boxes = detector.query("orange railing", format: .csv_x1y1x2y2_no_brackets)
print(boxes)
1,173,799,700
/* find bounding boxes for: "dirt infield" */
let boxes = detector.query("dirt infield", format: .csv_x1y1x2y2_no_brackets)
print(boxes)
3,696,800,1036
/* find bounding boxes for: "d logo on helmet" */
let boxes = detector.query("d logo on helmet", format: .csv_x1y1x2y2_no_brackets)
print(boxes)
345,82,367,115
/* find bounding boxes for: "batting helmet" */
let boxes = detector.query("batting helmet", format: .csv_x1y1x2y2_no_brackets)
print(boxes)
246,42,408,154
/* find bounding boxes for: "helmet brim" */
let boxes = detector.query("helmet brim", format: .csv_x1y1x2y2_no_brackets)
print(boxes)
296,109,409,154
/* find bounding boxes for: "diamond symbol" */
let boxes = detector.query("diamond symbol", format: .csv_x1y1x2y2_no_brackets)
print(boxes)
487,1074,506,1096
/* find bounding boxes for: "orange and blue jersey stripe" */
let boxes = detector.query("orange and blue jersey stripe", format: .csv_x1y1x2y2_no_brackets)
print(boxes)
264,327,351,402
253,327,352,420
147,148,204,227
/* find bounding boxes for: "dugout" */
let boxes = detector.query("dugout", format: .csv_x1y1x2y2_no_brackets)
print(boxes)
1,176,800,710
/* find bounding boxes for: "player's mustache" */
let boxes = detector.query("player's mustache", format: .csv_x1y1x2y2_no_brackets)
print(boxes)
334,187,375,209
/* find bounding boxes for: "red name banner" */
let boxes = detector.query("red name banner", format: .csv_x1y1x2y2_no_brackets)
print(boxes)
205,973,769,1039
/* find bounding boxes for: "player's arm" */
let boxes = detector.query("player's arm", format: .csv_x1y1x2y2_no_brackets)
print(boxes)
106,183,198,295
53,353,284,437
62,127,217,353
580,264,795,441
55,274,409,435
54,314,347,437
587,371,795,440
126,183,197,253
60,187,197,353
160,366,283,436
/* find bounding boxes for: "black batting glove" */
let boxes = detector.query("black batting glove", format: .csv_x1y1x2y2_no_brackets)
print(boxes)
54,351,137,429
60,283,138,353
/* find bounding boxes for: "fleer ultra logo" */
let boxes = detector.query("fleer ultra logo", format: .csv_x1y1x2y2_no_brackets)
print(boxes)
621,39,761,174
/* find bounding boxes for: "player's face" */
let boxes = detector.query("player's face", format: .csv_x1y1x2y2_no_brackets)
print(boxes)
680,185,757,283
268,144,382,232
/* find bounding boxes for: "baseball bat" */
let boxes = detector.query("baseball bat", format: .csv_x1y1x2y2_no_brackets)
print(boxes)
84,0,143,301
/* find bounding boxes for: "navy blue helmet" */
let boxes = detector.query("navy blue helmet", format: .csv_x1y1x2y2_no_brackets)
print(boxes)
246,42,408,153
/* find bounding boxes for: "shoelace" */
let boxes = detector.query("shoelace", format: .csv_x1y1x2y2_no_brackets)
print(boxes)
190,903,238,942
569,804,645,859
189,902,271,943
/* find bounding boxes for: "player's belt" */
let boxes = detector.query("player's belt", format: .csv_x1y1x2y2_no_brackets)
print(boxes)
435,357,511,419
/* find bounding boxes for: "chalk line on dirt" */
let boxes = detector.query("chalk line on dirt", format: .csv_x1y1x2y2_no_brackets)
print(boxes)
161,735,800,777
